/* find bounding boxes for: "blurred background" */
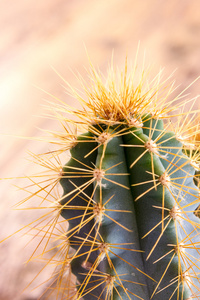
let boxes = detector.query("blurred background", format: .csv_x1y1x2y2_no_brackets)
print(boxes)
0,0,200,299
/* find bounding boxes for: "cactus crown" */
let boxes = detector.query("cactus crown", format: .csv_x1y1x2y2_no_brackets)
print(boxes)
7,59,200,299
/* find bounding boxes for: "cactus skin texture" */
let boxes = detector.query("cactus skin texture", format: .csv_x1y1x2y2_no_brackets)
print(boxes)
10,59,200,299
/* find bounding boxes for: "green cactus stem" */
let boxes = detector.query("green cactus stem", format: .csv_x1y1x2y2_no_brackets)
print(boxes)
58,113,200,299
10,60,200,300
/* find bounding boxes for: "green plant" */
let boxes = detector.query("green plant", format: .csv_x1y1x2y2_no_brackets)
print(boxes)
9,59,200,299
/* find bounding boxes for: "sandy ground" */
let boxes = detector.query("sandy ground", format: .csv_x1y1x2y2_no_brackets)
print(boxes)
0,0,200,299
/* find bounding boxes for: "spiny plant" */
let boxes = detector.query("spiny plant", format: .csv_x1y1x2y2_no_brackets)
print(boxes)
5,57,200,300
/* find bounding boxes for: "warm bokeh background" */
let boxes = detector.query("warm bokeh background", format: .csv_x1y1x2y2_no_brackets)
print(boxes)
0,0,200,299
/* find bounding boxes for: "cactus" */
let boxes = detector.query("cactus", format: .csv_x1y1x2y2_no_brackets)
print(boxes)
9,59,200,299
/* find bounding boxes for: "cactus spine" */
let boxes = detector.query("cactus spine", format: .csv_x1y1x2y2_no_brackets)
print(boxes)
13,60,200,299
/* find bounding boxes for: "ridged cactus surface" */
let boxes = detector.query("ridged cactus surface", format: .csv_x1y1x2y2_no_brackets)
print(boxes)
59,116,200,299
6,60,200,299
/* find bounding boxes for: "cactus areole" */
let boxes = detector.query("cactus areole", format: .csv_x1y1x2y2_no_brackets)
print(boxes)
17,60,200,299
